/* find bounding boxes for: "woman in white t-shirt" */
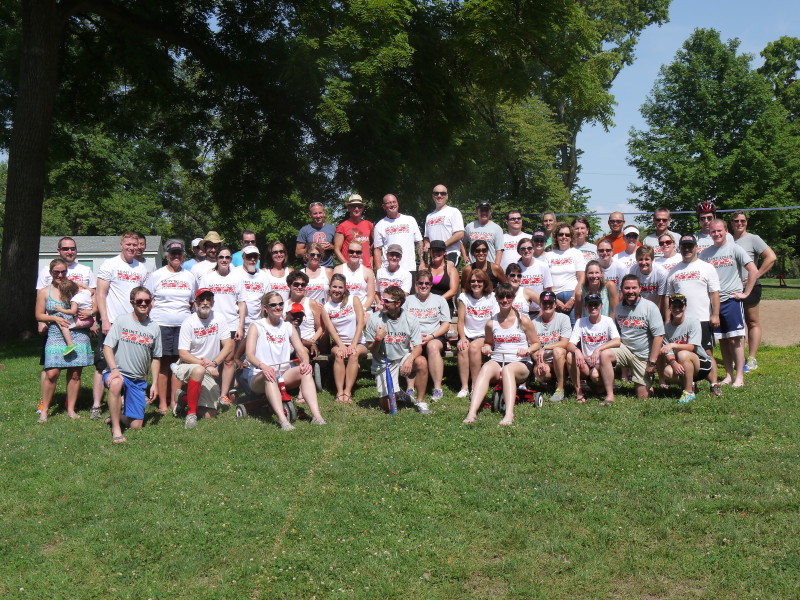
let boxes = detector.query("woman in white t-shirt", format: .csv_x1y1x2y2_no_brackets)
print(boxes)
263,241,294,301
463,283,540,426
545,222,585,326
320,273,367,404
301,242,332,303
654,232,682,273
244,291,326,430
146,240,197,414
456,269,495,398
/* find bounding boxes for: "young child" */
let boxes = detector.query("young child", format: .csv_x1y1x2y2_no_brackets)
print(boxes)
54,280,95,356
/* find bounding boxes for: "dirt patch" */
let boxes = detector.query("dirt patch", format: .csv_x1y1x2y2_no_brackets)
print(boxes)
758,300,800,347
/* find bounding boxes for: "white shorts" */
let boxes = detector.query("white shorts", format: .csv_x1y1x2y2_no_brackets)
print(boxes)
371,352,412,398
172,361,220,409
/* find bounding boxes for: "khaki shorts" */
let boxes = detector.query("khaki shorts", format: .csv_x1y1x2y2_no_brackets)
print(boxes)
612,344,652,388
371,352,413,398
172,361,220,409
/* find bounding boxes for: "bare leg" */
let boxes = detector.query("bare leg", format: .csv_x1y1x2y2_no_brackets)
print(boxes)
105,375,126,440
284,367,324,421
468,339,485,390
92,370,104,410
58,324,75,347
731,337,745,386
413,356,428,402
40,368,61,419
457,347,470,393
719,339,733,384
599,350,616,403
157,356,176,412
220,357,235,398
344,347,367,397
332,349,347,398
65,367,83,417
500,362,529,425
744,303,761,359
464,361,501,423
552,347,566,391
426,340,445,390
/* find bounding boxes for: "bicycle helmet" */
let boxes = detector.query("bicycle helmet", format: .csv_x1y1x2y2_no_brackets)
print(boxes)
696,200,717,215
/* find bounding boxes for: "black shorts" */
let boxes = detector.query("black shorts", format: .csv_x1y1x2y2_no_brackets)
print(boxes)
159,325,182,356
422,334,449,355
694,354,713,382
743,282,762,306
94,326,107,372
699,321,715,351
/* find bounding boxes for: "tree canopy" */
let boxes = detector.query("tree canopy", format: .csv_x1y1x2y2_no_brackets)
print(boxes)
627,28,800,264
1,0,669,337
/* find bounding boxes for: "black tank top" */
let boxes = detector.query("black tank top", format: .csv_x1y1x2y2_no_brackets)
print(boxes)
431,262,451,297
470,262,501,290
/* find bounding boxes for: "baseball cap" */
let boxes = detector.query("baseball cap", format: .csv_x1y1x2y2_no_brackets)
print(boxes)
288,302,306,315
540,291,557,305
532,230,547,241
585,293,602,305
679,234,697,247
429,240,446,251
669,294,688,306
191,237,203,248
476,201,491,210
386,244,403,256
195,288,214,300
623,225,640,236
164,240,185,253
243,246,261,256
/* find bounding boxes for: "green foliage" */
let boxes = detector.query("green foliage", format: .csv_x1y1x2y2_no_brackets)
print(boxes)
628,29,800,255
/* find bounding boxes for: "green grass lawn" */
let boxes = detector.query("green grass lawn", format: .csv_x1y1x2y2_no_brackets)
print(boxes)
760,279,800,301
1,340,798,599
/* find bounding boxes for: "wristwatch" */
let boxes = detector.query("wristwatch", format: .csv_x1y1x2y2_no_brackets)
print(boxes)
647,360,656,367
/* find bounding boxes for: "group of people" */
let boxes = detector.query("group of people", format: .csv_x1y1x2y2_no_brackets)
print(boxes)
35,186,775,436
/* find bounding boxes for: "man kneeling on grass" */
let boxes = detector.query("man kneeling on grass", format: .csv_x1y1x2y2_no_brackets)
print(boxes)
172,288,234,429
659,294,714,403
599,274,664,404
102,286,162,443
364,285,430,414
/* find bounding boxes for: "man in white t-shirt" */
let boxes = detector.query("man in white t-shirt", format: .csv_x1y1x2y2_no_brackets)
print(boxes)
642,208,681,259
375,244,412,295
498,210,530,269
97,231,150,336
665,234,722,396
36,236,96,290
373,194,424,273
423,184,464,266
172,288,234,428
461,201,504,264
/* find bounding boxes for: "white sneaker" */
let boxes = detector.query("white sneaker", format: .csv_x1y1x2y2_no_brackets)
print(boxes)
431,389,444,402
184,413,197,429
456,389,469,398
416,402,432,415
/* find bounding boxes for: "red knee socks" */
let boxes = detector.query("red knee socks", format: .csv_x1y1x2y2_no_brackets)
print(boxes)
186,378,201,415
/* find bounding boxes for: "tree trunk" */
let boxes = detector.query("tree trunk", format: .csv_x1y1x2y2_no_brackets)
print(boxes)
0,1,66,338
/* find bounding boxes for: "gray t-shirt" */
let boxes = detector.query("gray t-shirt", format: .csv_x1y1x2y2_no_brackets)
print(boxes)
700,241,752,300
464,220,504,263
734,232,769,281
104,312,162,380
533,312,572,347
404,294,451,337
364,309,422,363
297,223,336,267
614,297,665,359
663,317,711,362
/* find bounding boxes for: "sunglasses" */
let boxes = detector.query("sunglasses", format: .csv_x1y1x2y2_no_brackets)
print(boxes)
608,219,624,224
133,299,152,306
308,253,322,258
557,232,571,238
272,249,286,254
472,248,488,254
387,253,402,258
348,250,362,255
507,273,522,279
291,282,307,288
660,240,674,245
217,256,233,261
518,246,533,252
267,301,284,308
470,280,484,284
416,281,431,286
507,217,521,222
654,218,670,223
432,191,448,196
381,298,397,304
59,247,77,251
51,269,67,275
598,249,613,253
732,219,747,223
496,295,514,302
699,215,714,221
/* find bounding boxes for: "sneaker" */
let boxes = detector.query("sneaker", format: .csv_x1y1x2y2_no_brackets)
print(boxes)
744,357,758,372
415,402,432,415
310,417,327,425
678,391,696,404
184,413,197,429
710,383,722,397
219,395,232,406
173,391,187,417
394,390,414,405
90,406,101,420
548,389,565,403
456,389,469,398
406,388,415,399
63,344,76,357
431,388,444,402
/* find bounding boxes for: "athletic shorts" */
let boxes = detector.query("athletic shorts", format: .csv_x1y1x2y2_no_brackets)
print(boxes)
694,353,712,382
172,361,221,409
103,371,148,421
715,298,746,339
159,326,181,356
612,344,651,388
742,282,762,306
94,327,108,372
422,335,449,354
699,321,715,351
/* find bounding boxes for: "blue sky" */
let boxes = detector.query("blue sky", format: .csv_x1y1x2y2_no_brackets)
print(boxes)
580,0,799,219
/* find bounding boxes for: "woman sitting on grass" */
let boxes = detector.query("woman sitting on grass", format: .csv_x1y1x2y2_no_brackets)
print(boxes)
243,291,327,430
463,283,540,426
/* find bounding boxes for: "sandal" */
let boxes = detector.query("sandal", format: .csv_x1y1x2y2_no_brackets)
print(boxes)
37,416,48,423
157,408,169,415
576,396,587,404
112,435,127,444
67,412,80,419
336,393,352,403
90,407,101,420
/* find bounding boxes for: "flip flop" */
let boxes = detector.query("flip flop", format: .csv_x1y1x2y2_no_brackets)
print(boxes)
576,397,587,404
37,416,48,423
112,435,127,444
67,412,80,419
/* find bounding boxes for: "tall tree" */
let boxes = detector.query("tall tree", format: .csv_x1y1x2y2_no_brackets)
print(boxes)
628,28,800,259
